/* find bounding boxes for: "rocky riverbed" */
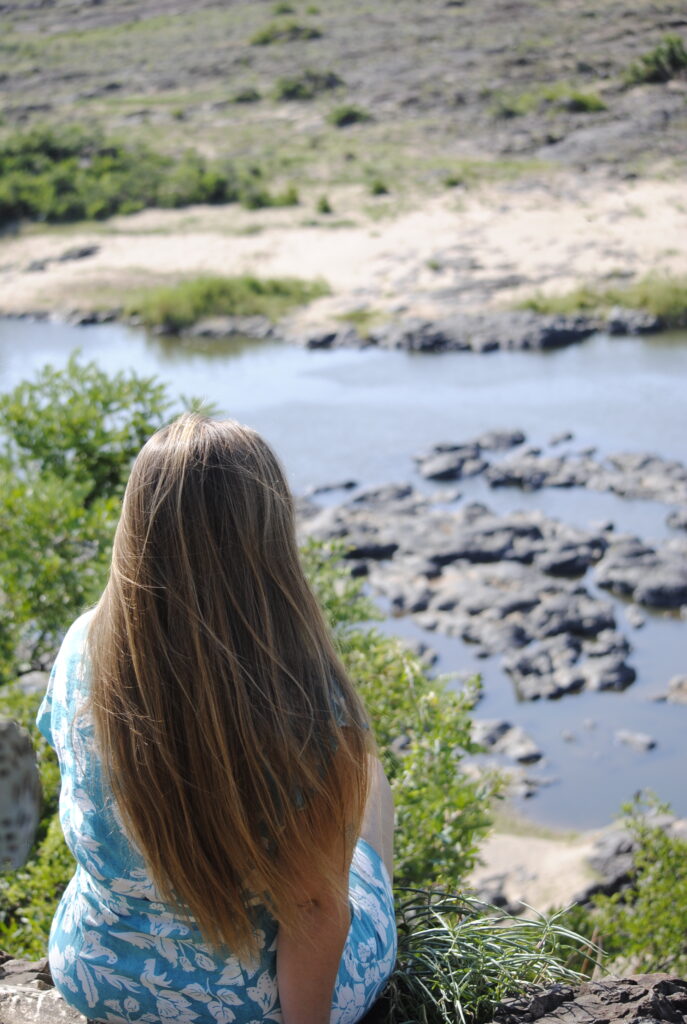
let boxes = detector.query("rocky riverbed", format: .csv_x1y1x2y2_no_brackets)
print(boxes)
298,427,687,804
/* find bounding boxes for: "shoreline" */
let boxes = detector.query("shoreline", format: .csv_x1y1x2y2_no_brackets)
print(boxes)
1,175,686,345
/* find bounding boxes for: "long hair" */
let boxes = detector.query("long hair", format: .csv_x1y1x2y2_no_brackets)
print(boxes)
88,413,370,956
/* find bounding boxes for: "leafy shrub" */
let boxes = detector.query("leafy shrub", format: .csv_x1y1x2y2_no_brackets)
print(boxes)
302,541,497,887
239,181,299,209
625,35,687,85
0,126,246,227
231,87,262,104
272,1,295,13
316,194,333,214
327,104,372,127
0,355,174,677
562,794,687,976
250,20,322,45
274,69,343,100
125,274,329,333
369,178,390,195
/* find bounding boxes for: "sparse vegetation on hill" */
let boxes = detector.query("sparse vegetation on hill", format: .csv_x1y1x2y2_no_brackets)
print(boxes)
274,68,343,100
624,34,687,85
0,125,299,227
249,19,322,46
327,104,372,127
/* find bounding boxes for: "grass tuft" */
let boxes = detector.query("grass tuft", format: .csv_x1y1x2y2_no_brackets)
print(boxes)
124,275,330,333
327,104,372,128
625,35,687,85
249,20,322,46
274,69,343,101
491,83,607,119
231,87,262,104
517,274,687,328
384,889,597,1024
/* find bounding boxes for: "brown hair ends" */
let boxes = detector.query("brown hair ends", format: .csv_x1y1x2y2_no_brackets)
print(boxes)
88,413,370,956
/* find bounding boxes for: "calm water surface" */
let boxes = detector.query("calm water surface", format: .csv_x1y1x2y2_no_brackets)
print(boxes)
1,318,686,829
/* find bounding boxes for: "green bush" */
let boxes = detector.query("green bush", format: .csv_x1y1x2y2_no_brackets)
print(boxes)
302,541,497,887
316,194,333,214
231,87,262,104
369,178,390,195
562,794,687,976
125,274,329,333
0,355,173,675
249,19,322,45
327,104,372,127
274,69,343,100
0,126,246,227
625,35,687,85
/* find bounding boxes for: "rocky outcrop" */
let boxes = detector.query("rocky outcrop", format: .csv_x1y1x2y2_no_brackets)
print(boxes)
290,311,601,353
492,974,687,1024
0,954,85,1023
302,490,639,701
0,719,41,870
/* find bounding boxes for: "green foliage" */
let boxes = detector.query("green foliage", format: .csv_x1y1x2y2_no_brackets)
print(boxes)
0,125,245,227
369,178,390,196
0,355,173,675
231,87,262,104
316,194,333,214
564,794,687,976
239,181,299,210
272,1,295,13
0,353,172,500
274,69,343,101
491,83,606,118
517,273,687,327
385,891,592,1024
249,20,322,45
302,541,498,887
327,104,372,127
625,35,687,85
125,274,329,333
442,157,549,189
0,815,75,959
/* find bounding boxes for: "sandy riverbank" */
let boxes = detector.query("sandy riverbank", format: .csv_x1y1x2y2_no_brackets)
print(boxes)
0,174,685,325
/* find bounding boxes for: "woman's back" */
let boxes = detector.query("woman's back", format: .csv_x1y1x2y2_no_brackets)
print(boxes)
38,414,396,1024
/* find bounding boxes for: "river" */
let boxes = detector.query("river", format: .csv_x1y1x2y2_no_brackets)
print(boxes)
1,316,686,829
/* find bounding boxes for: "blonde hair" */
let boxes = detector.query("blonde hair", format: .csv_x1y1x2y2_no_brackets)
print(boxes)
89,414,370,955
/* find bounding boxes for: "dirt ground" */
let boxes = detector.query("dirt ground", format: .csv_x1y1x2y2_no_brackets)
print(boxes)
1,173,685,322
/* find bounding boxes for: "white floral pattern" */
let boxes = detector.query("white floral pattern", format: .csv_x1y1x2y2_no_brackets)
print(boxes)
37,611,397,1023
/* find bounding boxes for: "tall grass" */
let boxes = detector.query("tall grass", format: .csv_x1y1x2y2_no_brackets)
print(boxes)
125,275,330,332
384,890,598,1024
517,274,687,328
625,35,687,85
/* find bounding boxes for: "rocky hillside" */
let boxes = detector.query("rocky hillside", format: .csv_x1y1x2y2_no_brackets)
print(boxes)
2,0,687,188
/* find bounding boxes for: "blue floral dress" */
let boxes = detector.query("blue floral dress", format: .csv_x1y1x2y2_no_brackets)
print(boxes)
37,610,397,1024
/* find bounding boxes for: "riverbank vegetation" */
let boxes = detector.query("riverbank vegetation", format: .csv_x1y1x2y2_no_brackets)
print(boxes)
560,794,687,978
124,274,329,332
517,274,687,328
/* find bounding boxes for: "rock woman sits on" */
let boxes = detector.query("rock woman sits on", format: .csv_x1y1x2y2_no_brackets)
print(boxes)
37,414,396,1024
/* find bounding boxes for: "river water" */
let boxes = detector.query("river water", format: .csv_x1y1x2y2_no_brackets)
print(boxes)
1,317,686,829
